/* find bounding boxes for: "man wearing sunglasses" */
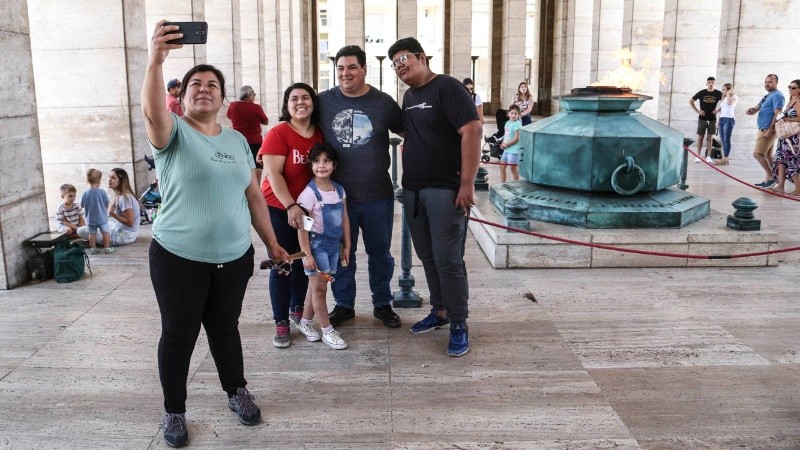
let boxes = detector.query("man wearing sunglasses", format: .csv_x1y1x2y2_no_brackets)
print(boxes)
387,37,482,357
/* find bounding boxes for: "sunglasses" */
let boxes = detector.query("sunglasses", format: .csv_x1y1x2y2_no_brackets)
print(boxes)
391,53,420,69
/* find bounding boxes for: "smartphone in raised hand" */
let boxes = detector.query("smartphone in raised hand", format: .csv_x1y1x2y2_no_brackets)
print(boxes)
164,22,208,45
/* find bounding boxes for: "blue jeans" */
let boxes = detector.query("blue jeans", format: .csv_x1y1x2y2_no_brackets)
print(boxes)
331,198,395,309
719,117,735,157
267,206,308,323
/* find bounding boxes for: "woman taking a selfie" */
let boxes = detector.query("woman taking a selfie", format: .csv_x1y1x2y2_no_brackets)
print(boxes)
141,20,289,448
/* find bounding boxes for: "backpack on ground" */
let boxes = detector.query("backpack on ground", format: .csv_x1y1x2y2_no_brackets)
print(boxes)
27,250,54,282
53,240,91,283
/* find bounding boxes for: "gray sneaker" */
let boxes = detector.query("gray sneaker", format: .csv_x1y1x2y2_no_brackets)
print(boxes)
272,320,290,348
162,412,188,448
228,387,261,425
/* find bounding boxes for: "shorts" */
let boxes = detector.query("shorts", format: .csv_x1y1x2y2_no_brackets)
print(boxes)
753,129,777,156
696,119,716,136
501,152,519,165
249,143,263,169
87,223,110,235
304,235,340,276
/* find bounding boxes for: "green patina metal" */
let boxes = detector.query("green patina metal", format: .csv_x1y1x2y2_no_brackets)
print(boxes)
490,86,710,229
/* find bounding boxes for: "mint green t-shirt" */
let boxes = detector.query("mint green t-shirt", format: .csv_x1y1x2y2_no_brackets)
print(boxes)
150,114,256,263
504,119,523,155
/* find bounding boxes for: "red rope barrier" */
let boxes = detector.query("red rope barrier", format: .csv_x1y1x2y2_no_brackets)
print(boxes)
685,147,800,202
468,216,800,259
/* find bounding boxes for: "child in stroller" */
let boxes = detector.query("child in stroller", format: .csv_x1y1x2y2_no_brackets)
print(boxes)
140,155,161,224
480,109,509,162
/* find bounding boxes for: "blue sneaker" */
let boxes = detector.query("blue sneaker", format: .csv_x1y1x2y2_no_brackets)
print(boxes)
410,310,450,334
447,323,469,357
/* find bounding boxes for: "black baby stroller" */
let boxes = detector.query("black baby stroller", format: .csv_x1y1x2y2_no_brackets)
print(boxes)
139,179,161,225
480,109,509,162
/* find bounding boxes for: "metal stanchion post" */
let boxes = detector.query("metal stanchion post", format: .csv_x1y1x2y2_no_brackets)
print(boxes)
679,138,693,190
389,139,421,307
393,187,421,308
390,137,401,190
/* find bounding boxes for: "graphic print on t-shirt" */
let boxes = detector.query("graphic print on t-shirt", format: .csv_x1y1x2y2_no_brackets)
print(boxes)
331,109,374,147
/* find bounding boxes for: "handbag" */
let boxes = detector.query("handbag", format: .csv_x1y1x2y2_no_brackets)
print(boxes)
774,100,800,140
774,119,800,140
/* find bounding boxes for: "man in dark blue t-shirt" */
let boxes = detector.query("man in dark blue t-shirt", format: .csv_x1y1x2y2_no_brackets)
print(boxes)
388,37,482,357
318,45,404,329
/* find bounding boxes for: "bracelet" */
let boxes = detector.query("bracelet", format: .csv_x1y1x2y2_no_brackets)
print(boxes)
286,203,299,211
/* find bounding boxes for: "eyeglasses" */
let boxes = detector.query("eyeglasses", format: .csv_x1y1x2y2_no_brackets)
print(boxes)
789,86,798,90
391,53,420,69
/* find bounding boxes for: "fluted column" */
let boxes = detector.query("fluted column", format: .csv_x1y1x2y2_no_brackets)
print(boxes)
622,0,665,118
717,0,800,159
447,0,472,81
591,0,623,83
345,0,365,47
395,0,417,104
498,0,527,110
0,0,49,289
554,0,593,95
206,0,242,105
658,0,722,138
145,0,207,81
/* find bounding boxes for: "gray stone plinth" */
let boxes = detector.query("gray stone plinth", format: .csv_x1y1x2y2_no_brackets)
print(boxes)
490,180,710,229
470,192,778,269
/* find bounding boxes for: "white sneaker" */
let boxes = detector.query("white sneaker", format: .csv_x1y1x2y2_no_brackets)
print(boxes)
298,322,321,342
322,330,348,350
693,157,701,163
705,156,713,163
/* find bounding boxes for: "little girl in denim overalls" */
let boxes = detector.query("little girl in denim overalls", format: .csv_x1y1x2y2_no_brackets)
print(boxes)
296,142,351,350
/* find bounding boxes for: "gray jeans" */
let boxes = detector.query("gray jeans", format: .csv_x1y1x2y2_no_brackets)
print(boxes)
402,188,469,322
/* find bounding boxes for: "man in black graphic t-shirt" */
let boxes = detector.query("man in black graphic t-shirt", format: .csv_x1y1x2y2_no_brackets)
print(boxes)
388,37,482,357
690,76,723,162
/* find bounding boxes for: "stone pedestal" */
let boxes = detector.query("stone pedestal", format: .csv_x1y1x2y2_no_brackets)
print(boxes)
470,192,778,269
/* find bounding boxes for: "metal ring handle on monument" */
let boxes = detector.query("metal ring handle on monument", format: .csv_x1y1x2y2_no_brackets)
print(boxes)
610,156,646,196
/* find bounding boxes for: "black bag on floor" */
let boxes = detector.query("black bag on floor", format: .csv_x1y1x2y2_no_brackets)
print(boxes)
490,142,503,159
53,240,88,283
27,250,54,282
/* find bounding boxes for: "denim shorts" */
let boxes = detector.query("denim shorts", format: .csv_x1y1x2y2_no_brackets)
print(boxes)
304,235,340,276
87,222,111,235
501,152,519,164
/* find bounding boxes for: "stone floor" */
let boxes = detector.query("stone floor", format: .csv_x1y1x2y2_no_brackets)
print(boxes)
1,151,799,448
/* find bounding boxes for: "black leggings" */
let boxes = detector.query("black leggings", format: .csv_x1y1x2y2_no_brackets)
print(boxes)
149,240,254,413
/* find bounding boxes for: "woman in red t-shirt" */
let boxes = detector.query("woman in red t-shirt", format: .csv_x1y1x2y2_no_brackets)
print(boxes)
258,82,324,348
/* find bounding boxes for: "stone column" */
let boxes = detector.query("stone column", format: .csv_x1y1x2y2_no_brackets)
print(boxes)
345,0,365,47
28,0,148,218
206,0,241,106
240,0,268,107
554,0,594,96
145,0,207,81
591,0,623,83
622,0,665,118
0,0,50,289
261,0,313,121
717,0,800,159
658,1,721,139
497,0,527,112
447,0,472,81
395,0,417,104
